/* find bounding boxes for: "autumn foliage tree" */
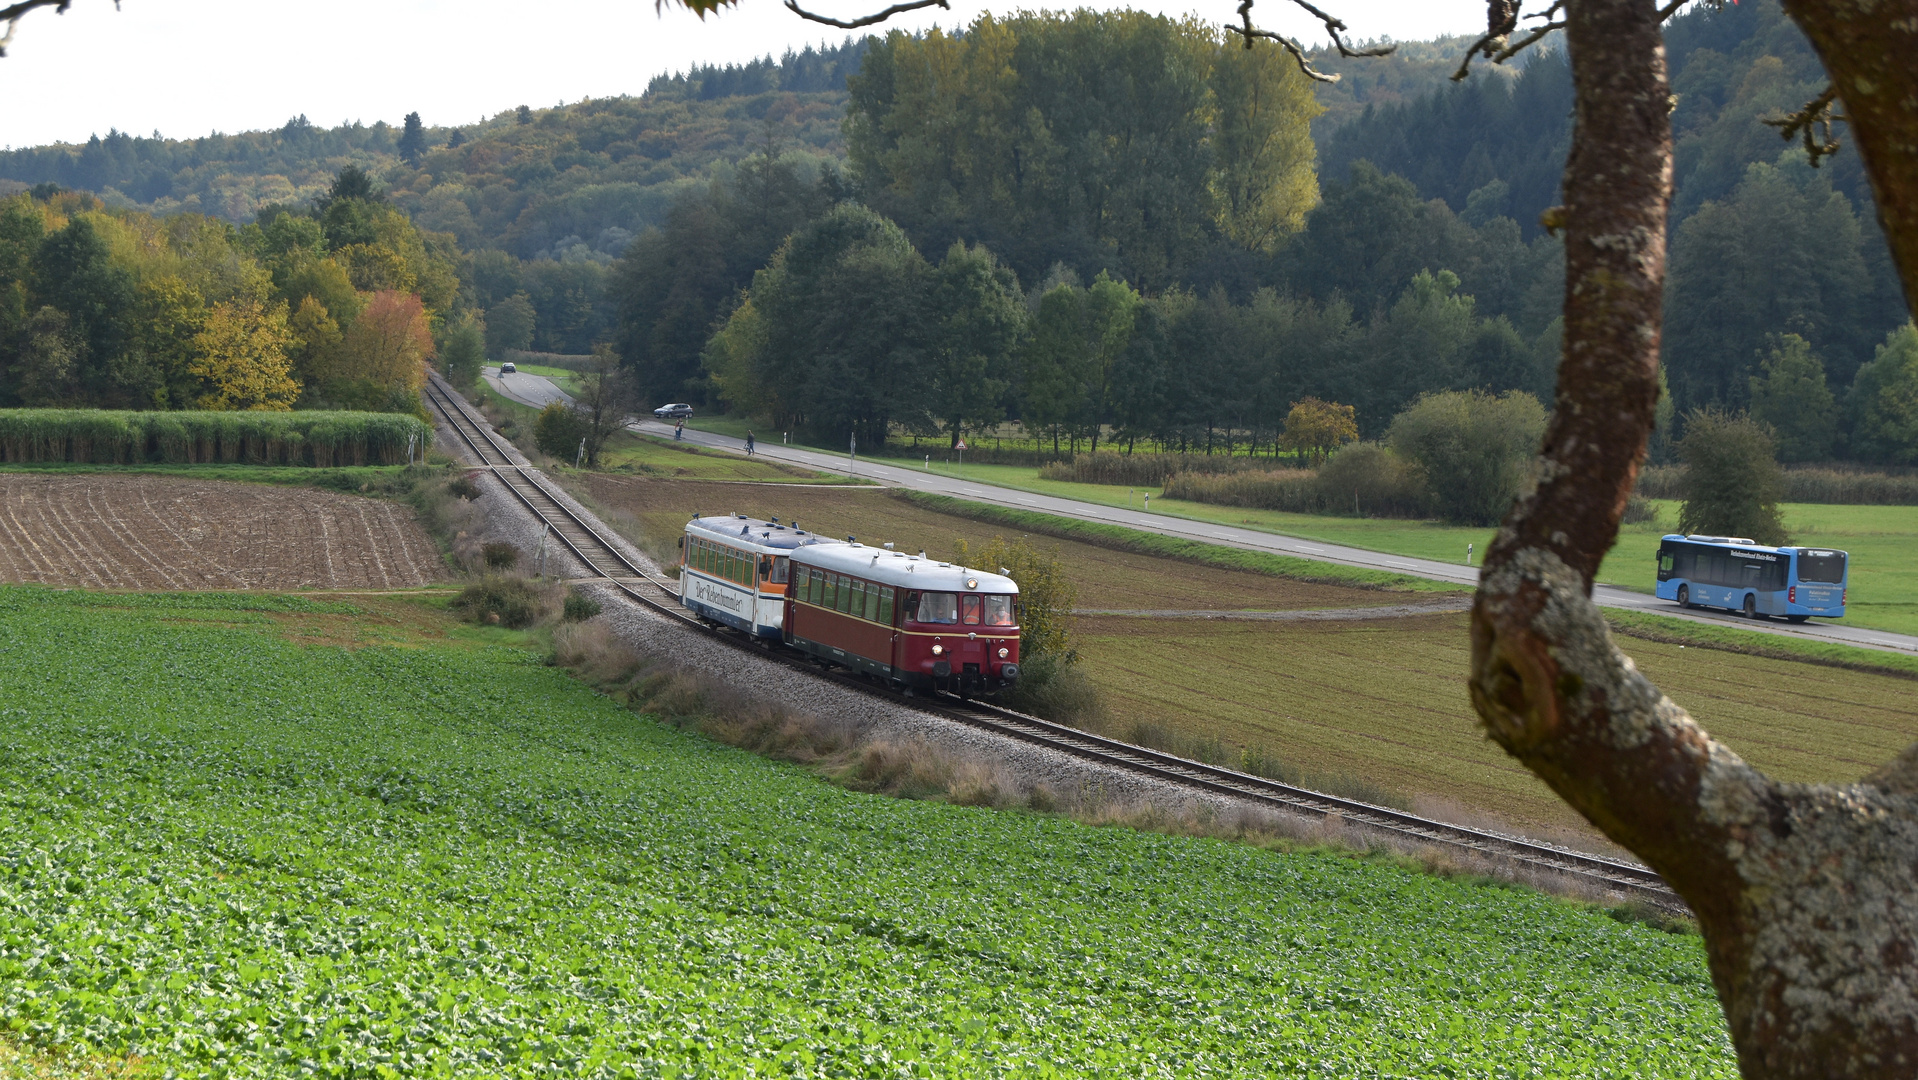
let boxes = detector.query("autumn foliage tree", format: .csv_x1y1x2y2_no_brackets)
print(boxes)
1278,397,1357,465
187,297,299,411
330,290,433,411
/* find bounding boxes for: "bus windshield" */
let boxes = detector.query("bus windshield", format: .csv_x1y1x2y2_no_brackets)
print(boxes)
1798,550,1846,584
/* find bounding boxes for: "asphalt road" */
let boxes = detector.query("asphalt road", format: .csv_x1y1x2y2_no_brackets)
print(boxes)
489,372,1918,657
484,366,573,408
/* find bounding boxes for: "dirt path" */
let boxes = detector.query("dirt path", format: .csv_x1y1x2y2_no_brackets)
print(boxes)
0,474,449,590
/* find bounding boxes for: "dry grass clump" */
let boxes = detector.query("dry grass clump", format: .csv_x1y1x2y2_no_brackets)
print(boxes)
451,574,561,628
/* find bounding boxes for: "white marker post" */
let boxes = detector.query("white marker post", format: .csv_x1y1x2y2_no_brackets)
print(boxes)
956,437,967,476
1466,542,1475,566
848,431,856,476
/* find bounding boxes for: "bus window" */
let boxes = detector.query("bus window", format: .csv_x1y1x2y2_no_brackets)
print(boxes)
1799,550,1846,583
961,595,983,625
984,595,1014,625
771,557,790,584
916,592,958,624
1657,546,1675,577
878,586,895,625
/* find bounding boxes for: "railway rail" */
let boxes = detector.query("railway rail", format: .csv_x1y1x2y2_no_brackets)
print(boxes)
424,375,1684,910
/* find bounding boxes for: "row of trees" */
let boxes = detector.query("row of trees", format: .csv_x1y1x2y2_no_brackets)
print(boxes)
0,169,472,414
697,200,1559,452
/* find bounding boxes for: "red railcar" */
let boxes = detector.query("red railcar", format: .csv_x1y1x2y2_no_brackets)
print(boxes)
784,543,1021,694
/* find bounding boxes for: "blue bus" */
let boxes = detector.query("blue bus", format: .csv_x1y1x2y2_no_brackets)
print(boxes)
1655,534,1848,622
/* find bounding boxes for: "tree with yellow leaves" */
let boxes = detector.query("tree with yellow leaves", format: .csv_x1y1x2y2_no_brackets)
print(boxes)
188,297,300,411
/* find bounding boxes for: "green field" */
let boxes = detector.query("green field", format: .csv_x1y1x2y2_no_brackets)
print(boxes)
0,586,1736,1076
855,457,1918,636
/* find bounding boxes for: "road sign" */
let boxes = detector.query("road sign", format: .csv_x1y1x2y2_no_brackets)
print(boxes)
956,439,968,451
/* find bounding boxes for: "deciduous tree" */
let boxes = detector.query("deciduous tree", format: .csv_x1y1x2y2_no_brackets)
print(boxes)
1675,408,1789,544
188,296,299,411
1278,397,1356,466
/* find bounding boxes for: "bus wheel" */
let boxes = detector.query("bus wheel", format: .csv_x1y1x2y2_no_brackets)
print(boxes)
1743,594,1760,619
1676,585,1690,608
1787,614,1810,624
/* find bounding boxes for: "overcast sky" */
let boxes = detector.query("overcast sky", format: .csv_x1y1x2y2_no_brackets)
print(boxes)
1,0,1493,149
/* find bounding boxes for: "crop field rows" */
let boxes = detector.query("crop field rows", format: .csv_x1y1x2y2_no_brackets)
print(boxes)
0,588,1740,1077
0,473,448,591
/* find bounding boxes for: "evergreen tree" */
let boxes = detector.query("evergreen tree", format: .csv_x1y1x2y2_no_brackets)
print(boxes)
397,113,427,167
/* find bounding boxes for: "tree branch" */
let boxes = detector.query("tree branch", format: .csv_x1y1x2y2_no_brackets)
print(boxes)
782,0,946,30
1763,84,1845,169
0,0,112,58
1223,0,1394,84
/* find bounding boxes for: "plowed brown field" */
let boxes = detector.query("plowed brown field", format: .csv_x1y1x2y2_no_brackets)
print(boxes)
0,474,448,590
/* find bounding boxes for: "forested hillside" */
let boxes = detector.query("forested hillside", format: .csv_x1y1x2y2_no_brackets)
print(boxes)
3,3,1913,466
1319,0,1909,415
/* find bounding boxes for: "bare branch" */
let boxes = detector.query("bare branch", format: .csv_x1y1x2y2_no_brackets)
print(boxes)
1224,0,1394,85
1764,83,1845,168
782,0,946,30
0,0,97,58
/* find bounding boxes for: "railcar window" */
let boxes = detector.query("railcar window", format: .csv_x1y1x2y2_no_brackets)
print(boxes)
961,595,983,625
771,557,789,585
810,567,824,605
822,573,838,610
916,592,958,624
864,582,881,623
837,576,855,614
984,595,1014,626
1799,551,1846,584
878,586,895,625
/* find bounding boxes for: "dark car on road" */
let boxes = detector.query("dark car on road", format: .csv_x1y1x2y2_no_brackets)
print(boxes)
654,403,694,419
499,361,517,374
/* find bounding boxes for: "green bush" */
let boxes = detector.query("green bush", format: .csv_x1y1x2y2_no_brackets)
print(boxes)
481,542,520,569
1676,408,1788,543
0,409,431,466
1316,444,1432,518
1386,390,1546,525
1641,462,1918,505
533,401,587,461
563,589,603,622
450,575,550,628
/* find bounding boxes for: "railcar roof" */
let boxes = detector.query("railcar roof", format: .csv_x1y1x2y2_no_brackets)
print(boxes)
793,542,1019,593
687,514,844,553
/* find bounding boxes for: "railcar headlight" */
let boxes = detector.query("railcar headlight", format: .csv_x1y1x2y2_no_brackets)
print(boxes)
931,644,944,655
998,647,1009,658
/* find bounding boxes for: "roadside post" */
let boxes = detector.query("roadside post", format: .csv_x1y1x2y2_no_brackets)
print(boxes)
1466,543,1474,566
576,437,585,469
849,432,856,476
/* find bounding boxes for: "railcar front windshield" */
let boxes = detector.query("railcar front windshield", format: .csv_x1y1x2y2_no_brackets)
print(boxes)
984,595,1015,626
1798,550,1847,583
915,592,959,624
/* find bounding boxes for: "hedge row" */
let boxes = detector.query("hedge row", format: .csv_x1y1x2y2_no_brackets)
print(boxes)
0,410,433,467
1638,463,1918,505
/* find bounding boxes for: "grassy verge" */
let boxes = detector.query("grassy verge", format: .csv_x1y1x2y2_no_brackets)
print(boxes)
896,489,1466,594
1606,609,1918,679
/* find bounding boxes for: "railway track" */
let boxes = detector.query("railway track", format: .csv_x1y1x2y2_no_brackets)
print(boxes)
425,376,1683,910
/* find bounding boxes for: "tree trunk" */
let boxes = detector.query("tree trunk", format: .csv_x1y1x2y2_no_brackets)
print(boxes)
1469,2,1918,1077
